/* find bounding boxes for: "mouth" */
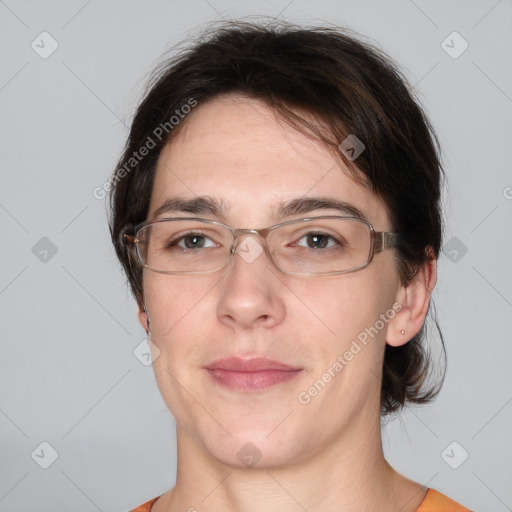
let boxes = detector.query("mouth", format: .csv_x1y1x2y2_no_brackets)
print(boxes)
204,357,303,392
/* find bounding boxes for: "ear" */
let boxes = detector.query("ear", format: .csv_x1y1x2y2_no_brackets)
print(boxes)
387,255,437,347
138,304,149,334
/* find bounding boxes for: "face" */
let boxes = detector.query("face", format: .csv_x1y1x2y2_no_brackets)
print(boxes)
140,95,404,468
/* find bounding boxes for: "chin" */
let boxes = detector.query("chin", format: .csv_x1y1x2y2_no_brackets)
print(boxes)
210,437,299,470
193,421,311,471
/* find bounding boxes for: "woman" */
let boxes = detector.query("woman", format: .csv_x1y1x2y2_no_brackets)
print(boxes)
109,21,472,512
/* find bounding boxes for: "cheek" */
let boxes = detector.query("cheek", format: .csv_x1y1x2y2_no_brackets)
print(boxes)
143,274,217,418
294,272,384,339
291,270,397,373
285,279,389,427
144,273,212,331
143,273,220,378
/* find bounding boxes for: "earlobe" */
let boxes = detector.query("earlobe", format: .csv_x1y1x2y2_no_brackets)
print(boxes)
387,257,437,347
138,305,150,335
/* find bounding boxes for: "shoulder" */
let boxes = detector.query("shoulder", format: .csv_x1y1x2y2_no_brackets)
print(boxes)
416,488,472,512
129,496,160,512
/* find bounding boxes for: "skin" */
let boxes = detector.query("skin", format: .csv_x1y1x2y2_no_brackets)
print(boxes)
137,94,437,512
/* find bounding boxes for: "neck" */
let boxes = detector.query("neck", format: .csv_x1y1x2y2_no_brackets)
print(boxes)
162,409,424,512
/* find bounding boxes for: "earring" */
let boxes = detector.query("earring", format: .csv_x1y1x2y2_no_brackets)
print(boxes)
143,305,151,337
400,329,405,335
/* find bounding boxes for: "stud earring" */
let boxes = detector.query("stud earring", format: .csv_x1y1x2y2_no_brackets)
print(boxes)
400,329,405,335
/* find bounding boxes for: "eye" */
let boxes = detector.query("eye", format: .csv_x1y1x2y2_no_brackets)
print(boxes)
295,232,340,249
171,233,218,250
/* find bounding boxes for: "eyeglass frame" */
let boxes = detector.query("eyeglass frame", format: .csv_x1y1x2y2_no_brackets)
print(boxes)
123,215,400,276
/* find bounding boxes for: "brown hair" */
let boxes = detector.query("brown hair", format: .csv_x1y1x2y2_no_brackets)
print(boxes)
109,20,446,415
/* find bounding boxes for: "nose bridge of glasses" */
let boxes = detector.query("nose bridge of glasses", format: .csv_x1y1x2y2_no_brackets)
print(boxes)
228,227,275,269
230,227,269,251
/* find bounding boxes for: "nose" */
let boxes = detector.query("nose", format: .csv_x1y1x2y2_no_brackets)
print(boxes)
216,235,286,330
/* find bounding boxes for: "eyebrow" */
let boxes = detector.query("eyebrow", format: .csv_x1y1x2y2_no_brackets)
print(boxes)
151,195,368,222
278,197,368,221
152,196,226,219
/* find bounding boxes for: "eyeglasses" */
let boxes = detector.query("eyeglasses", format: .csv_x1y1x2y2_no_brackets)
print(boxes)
123,216,399,276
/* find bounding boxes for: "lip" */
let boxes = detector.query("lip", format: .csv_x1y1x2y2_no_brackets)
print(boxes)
205,357,300,372
204,357,302,391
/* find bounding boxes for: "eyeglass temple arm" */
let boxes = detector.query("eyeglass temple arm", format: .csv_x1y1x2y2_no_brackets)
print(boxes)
374,232,399,253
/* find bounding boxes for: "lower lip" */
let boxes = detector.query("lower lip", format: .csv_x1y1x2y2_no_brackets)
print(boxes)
206,369,302,391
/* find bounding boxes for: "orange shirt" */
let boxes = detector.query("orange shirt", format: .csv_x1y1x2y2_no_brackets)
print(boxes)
130,488,472,511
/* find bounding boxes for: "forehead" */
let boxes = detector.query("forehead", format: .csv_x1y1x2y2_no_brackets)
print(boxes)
150,95,390,229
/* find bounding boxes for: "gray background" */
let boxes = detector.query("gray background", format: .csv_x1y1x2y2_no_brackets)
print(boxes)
1,1,511,511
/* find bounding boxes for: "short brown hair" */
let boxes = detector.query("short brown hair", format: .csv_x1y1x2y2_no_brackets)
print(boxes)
109,20,446,415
